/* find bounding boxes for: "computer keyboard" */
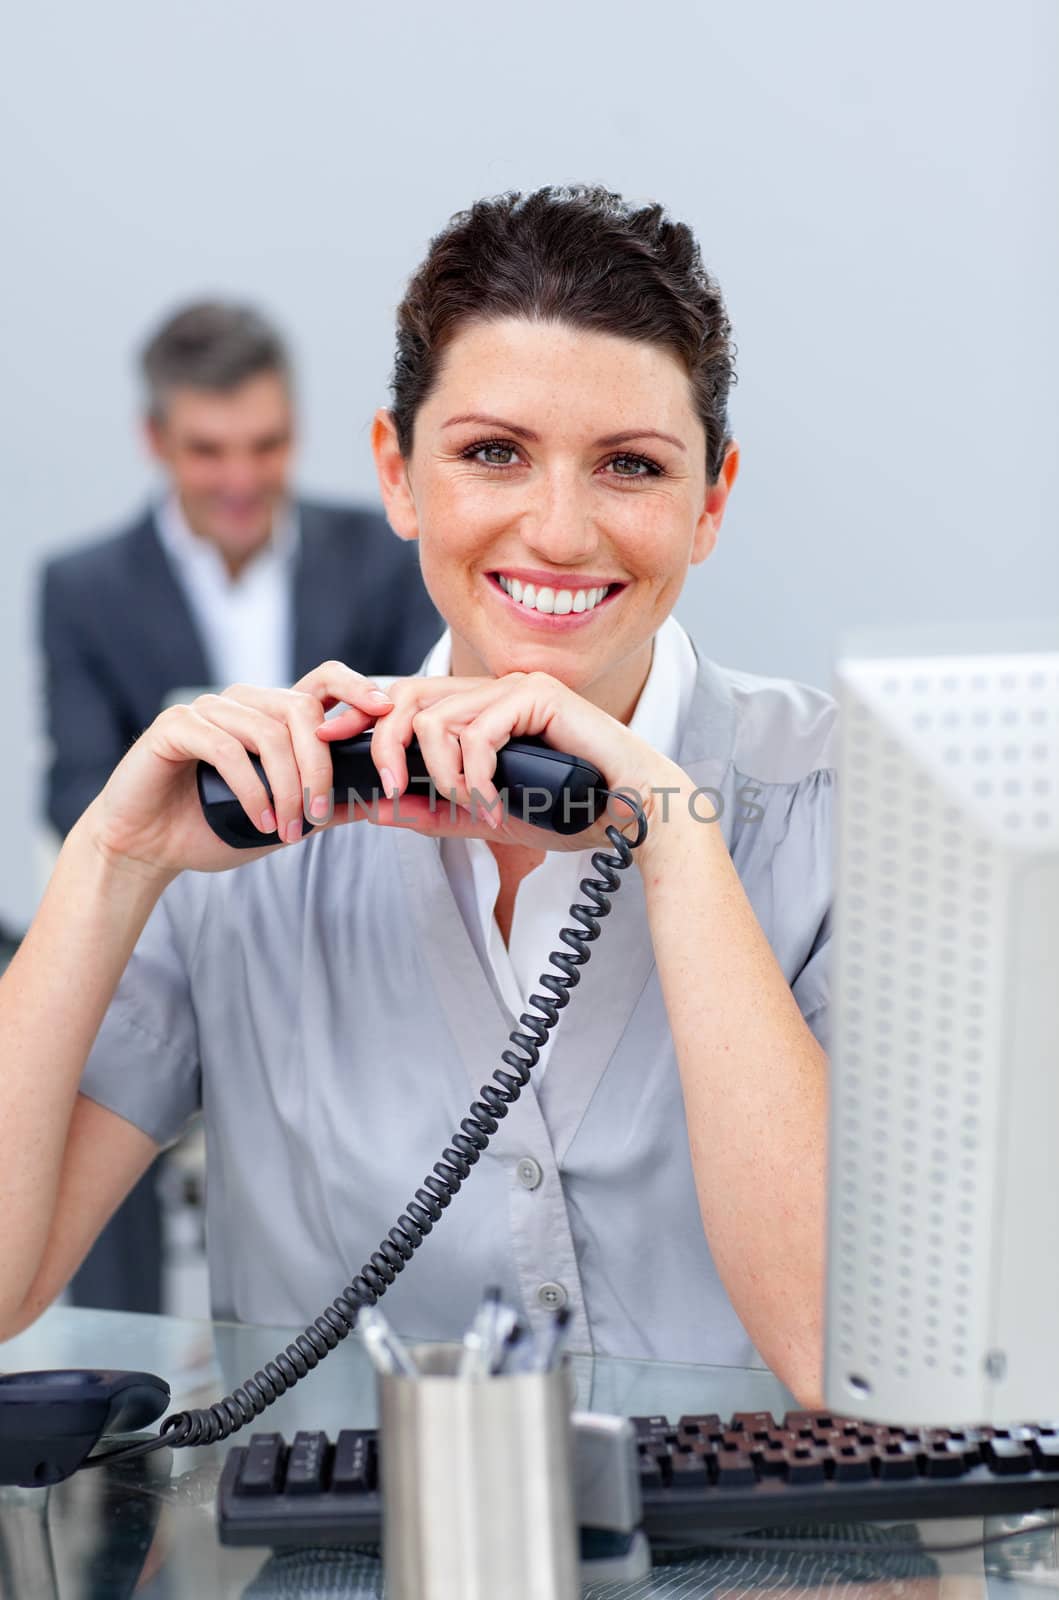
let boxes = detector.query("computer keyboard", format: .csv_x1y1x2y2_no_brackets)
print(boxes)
217,1408,1059,1550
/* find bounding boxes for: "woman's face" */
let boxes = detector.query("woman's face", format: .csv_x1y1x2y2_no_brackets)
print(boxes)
373,317,738,720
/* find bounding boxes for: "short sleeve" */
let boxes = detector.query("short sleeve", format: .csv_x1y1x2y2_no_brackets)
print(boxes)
79,876,204,1148
790,904,833,1053
775,764,835,1055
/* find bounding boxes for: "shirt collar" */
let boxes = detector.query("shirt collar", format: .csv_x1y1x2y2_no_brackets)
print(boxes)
155,493,300,580
417,613,697,764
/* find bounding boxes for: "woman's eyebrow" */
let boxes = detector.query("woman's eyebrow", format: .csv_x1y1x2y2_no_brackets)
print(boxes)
597,428,686,453
441,413,686,452
442,413,540,440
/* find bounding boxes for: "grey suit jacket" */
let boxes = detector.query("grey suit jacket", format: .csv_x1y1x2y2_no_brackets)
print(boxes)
39,500,442,836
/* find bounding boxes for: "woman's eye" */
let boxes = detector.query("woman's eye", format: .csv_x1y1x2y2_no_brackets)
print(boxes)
468,441,519,467
607,453,660,479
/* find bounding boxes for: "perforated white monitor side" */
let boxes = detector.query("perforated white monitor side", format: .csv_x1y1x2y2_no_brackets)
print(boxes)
824,634,1059,1424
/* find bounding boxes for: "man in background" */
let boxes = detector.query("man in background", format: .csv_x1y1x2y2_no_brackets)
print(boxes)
39,300,441,1314
41,299,440,837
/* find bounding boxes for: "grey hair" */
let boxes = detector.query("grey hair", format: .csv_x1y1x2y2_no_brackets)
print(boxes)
140,300,292,420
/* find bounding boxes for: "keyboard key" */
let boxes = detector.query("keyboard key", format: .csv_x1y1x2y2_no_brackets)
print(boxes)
784,1410,835,1432
715,1452,756,1487
677,1414,722,1439
938,1434,982,1468
786,1448,827,1484
1034,1438,1059,1472
236,1434,285,1496
923,1445,969,1479
332,1430,376,1493
721,1431,751,1451
631,1416,670,1439
670,1450,710,1489
987,1439,1035,1475
731,1411,778,1436
877,1442,919,1480
832,1446,873,1482
284,1431,328,1495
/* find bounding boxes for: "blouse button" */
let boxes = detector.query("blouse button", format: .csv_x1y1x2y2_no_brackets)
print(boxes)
536,1281,568,1311
516,1157,543,1191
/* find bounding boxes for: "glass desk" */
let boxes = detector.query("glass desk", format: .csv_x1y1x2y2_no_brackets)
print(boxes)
1,1306,1055,1598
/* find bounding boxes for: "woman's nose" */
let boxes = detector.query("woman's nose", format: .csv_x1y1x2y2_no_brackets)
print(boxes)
519,472,600,566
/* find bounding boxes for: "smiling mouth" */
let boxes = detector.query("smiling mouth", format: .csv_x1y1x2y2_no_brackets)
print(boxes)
488,572,625,617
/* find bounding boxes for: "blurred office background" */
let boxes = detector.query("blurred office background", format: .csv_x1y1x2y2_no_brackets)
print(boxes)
1,0,1056,1310
3,0,1056,930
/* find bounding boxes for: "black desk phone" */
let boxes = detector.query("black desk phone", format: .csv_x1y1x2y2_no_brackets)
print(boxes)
0,735,646,1486
196,729,614,844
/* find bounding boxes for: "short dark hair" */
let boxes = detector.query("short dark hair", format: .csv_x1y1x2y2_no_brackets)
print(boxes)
140,300,291,419
391,185,737,483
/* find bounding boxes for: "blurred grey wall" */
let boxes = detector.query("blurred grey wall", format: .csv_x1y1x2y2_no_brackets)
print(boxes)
1,0,1055,927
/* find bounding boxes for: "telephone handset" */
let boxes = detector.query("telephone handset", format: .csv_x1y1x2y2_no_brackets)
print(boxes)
196,732,611,845
5,739,647,1484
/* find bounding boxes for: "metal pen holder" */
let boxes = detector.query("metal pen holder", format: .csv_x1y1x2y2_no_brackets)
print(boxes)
378,1342,580,1600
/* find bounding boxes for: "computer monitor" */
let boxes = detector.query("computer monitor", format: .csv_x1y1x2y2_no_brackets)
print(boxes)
824,622,1059,1426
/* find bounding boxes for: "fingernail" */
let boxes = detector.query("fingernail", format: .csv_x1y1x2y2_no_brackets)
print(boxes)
260,809,277,833
285,819,303,844
309,796,330,820
379,766,399,798
368,689,393,703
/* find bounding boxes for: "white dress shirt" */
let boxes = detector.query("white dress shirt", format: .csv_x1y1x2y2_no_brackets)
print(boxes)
420,615,699,1079
155,495,300,691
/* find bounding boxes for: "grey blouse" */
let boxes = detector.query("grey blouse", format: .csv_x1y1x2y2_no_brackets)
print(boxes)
79,645,837,1367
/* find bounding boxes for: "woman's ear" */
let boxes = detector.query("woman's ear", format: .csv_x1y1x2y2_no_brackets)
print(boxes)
691,440,740,566
371,409,419,542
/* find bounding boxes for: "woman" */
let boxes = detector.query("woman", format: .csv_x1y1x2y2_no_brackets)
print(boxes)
0,186,833,1404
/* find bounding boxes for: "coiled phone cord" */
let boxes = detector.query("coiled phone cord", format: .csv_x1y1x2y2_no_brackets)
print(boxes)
86,792,648,1468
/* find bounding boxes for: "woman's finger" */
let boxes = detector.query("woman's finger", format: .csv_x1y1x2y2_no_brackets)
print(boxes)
363,676,495,797
152,705,277,836
457,720,503,826
211,685,350,825
273,690,341,827
191,694,308,843
289,660,397,731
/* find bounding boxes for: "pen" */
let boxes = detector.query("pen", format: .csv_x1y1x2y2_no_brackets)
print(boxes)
531,1305,572,1373
457,1285,502,1379
480,1301,519,1376
489,1320,527,1376
357,1304,419,1378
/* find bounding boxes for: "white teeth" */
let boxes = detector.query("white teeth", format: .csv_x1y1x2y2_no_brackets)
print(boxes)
496,575,613,614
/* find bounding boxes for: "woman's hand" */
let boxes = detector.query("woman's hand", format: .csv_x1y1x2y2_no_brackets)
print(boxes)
317,668,681,856
83,662,398,882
